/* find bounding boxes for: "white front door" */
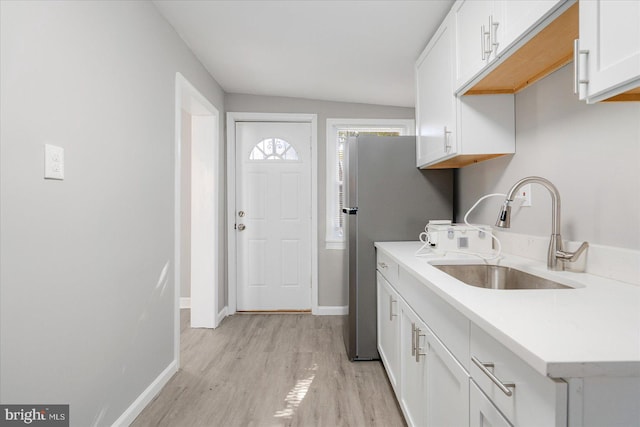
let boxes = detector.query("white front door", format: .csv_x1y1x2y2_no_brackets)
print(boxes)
235,122,312,311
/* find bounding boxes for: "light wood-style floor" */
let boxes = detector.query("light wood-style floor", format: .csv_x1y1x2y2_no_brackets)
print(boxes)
132,310,406,427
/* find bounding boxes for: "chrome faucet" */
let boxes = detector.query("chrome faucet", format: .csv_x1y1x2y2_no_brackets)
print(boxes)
495,176,588,271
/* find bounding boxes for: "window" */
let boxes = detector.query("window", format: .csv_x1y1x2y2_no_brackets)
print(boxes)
325,119,414,249
249,138,299,161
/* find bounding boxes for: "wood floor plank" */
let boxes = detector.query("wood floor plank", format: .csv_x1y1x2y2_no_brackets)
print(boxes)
132,311,406,427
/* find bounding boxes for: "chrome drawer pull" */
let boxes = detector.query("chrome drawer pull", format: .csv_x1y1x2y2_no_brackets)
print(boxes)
415,327,426,363
471,356,515,397
389,296,397,320
378,262,388,269
411,323,416,356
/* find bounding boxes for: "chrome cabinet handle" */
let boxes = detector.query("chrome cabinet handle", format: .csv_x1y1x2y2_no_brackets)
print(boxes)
415,327,426,363
490,15,499,52
481,25,492,60
411,322,416,356
378,262,388,269
472,356,516,397
481,25,486,60
389,296,397,321
481,24,492,60
444,126,452,153
574,39,589,97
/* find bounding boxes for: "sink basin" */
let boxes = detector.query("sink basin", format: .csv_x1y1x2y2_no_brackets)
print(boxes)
432,264,574,290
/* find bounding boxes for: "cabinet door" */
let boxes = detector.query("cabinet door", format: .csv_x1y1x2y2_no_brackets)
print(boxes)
400,303,429,427
454,0,495,89
580,0,640,102
377,273,400,392
426,333,470,427
470,381,512,427
416,12,457,167
495,0,562,56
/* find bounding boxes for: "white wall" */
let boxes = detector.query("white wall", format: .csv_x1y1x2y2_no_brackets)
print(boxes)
0,2,224,426
457,65,640,251
225,94,415,307
181,110,192,298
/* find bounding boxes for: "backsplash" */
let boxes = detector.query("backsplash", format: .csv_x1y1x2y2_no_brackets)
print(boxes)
494,230,640,286
456,65,639,277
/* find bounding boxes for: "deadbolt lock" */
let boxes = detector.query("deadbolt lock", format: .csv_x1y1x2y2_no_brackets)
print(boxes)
238,211,246,217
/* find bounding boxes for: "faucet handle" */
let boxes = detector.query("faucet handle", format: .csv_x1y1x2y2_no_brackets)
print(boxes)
556,241,589,262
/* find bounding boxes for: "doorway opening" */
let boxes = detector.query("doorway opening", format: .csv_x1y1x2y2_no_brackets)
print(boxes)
174,73,221,364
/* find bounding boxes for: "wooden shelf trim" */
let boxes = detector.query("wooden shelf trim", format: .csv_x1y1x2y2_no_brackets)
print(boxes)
602,87,640,102
422,153,510,169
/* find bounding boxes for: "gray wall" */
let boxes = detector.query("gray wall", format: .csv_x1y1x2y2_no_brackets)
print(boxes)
456,65,640,250
225,94,415,306
0,2,225,426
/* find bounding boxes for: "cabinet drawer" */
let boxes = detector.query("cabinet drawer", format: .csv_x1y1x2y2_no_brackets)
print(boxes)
470,323,567,427
376,250,398,286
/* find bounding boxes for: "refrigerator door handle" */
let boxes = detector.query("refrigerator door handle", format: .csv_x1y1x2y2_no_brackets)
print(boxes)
342,207,358,215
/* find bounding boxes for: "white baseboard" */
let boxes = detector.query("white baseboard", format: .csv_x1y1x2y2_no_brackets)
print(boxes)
216,306,228,325
112,360,177,426
186,304,346,317
314,305,348,315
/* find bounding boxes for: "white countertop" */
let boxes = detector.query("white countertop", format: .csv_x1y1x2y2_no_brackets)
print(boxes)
375,241,640,379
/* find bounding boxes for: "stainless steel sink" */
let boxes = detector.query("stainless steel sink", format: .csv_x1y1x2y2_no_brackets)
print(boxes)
433,264,574,290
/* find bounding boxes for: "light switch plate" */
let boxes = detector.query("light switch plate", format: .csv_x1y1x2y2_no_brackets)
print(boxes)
44,144,64,180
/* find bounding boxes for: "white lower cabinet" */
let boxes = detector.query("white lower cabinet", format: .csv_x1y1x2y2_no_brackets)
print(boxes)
470,324,567,427
396,290,470,427
470,380,512,427
377,272,401,392
377,254,565,427
400,303,429,427
426,329,470,427
376,246,640,427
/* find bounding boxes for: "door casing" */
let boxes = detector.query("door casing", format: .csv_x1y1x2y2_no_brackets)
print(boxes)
174,73,221,365
226,112,318,314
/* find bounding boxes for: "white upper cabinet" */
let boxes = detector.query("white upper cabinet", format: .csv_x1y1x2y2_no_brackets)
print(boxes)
454,0,496,89
495,0,563,56
455,0,564,90
576,0,640,103
453,0,576,95
416,11,514,169
416,12,457,167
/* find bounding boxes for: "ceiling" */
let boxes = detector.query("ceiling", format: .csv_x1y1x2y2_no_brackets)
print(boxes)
153,0,454,108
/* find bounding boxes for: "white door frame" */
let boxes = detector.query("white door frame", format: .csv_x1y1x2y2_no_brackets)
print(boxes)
227,112,318,314
174,73,221,364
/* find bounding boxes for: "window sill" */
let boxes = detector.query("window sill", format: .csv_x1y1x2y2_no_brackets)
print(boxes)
325,241,346,250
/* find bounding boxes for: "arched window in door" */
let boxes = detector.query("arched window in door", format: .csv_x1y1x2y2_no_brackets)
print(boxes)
249,138,300,161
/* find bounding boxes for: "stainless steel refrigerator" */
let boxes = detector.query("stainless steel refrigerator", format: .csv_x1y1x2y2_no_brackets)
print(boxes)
342,135,453,361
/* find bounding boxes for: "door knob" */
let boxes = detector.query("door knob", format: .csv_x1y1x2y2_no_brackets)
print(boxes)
237,224,246,231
